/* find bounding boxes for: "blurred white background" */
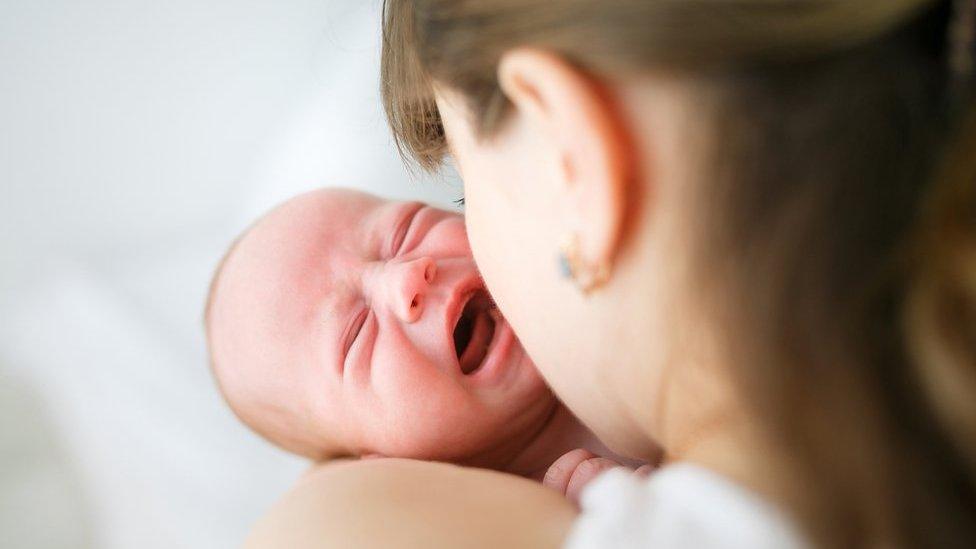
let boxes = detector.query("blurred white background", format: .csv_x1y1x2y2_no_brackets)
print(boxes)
0,1,459,547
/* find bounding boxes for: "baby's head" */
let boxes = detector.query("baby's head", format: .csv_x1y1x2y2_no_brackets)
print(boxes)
206,188,554,460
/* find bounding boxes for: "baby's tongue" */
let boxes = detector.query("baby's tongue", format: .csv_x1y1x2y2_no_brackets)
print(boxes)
459,309,493,374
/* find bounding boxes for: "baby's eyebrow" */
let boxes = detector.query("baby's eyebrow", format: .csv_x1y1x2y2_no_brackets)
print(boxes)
355,201,396,257
370,200,425,259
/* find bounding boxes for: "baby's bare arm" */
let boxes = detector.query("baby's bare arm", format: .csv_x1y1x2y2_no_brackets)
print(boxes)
246,458,577,549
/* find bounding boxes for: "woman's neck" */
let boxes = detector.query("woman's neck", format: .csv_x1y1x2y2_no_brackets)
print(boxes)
666,400,799,519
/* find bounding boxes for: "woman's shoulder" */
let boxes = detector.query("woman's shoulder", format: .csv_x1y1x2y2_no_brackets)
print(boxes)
565,463,810,549
245,458,577,549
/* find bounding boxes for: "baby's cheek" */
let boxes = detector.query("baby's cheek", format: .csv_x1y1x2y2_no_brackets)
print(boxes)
373,382,493,460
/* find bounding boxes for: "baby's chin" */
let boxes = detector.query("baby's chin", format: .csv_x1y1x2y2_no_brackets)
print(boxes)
367,386,557,466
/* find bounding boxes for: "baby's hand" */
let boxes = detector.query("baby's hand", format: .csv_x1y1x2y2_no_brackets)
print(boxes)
543,448,655,505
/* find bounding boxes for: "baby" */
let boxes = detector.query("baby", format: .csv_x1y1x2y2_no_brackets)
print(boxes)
205,188,652,499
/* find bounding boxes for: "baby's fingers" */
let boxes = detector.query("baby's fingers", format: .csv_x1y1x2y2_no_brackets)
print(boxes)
543,448,597,496
564,457,621,505
635,464,656,477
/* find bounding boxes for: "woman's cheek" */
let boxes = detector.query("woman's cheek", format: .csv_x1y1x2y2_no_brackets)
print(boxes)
466,200,530,352
464,195,505,290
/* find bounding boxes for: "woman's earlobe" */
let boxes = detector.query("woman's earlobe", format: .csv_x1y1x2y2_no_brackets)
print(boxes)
558,232,611,294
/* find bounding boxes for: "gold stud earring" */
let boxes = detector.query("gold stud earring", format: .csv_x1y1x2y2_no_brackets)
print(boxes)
557,233,610,295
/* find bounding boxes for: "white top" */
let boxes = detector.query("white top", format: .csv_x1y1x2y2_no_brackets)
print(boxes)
564,463,810,549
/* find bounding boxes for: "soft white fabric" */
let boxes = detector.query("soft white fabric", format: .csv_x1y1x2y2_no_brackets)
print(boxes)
565,463,810,549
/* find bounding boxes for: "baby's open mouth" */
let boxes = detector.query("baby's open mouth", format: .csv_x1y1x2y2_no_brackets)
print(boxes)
453,290,496,375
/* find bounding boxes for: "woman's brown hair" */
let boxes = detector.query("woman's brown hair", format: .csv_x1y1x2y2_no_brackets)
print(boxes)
380,1,976,547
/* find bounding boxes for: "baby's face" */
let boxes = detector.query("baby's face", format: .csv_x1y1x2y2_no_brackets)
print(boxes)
208,189,554,460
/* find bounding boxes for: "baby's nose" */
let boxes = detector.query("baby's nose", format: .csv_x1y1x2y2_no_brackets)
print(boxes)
385,256,437,323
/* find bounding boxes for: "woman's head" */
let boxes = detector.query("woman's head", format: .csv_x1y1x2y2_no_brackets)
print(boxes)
382,0,976,546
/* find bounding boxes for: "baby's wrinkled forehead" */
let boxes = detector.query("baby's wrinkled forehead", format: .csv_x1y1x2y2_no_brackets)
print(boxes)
223,190,390,300
249,189,388,250
213,192,363,321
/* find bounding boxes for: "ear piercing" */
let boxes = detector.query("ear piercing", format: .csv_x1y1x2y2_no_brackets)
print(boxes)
557,233,610,294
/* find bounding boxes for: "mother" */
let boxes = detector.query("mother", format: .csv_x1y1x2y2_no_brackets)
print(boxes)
249,1,976,547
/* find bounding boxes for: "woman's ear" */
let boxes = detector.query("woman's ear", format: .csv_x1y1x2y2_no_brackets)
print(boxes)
497,47,634,274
